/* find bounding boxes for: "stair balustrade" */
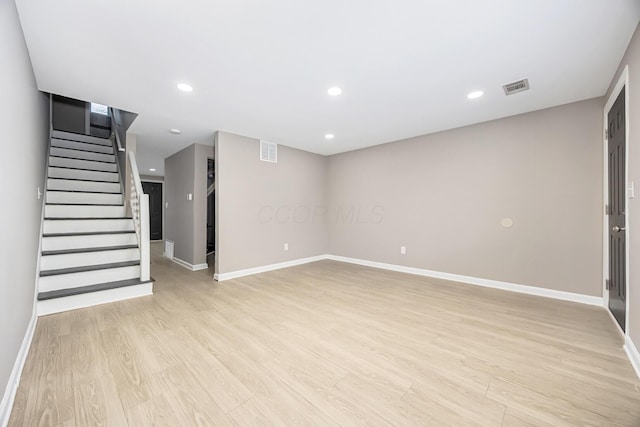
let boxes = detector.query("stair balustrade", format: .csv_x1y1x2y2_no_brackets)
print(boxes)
127,151,150,281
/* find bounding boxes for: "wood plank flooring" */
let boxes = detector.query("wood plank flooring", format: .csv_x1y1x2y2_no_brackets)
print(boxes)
9,243,640,426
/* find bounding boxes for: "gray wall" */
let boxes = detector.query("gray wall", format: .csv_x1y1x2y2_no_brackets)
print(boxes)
216,131,328,274
51,95,86,135
607,22,640,348
165,143,212,266
327,99,603,296
0,0,49,415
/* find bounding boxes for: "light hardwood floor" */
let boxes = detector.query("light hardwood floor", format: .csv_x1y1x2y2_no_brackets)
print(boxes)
9,243,640,426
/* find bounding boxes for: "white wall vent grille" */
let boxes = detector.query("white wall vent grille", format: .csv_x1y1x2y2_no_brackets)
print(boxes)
260,141,277,163
165,240,174,259
503,79,530,95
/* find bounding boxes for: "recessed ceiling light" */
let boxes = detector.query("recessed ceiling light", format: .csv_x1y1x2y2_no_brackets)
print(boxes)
170,128,182,134
327,87,342,96
177,83,193,92
149,168,156,172
325,134,335,140
467,90,484,99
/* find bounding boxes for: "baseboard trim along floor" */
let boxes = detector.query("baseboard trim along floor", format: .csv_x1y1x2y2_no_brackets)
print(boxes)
216,253,603,307
325,255,604,307
171,257,209,272
625,335,640,379
214,255,328,281
0,310,37,427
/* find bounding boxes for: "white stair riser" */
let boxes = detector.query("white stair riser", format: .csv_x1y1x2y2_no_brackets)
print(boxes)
49,156,117,172
39,265,141,292
50,147,115,163
47,178,121,193
42,233,137,251
49,167,119,182
51,138,114,154
37,283,153,316
52,130,113,146
46,191,123,205
41,249,140,270
45,204,126,218
43,219,134,234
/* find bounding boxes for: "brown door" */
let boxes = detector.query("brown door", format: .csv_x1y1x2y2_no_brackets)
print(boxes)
607,89,626,331
142,182,163,241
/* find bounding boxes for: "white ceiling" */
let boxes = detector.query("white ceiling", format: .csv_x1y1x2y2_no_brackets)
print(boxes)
16,0,640,175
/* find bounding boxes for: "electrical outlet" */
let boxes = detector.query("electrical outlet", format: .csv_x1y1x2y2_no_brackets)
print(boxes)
187,193,193,201
400,246,406,255
284,243,289,251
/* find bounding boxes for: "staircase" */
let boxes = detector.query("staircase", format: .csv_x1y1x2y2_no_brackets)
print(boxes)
37,129,153,315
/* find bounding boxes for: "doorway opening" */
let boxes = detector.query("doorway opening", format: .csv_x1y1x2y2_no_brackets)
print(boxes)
207,158,215,256
142,181,163,241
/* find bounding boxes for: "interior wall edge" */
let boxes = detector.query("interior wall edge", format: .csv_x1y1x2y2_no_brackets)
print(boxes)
624,335,640,379
0,309,37,427
171,257,209,272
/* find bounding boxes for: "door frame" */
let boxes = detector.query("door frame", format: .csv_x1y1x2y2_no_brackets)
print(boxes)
141,179,165,242
207,157,215,256
602,65,630,337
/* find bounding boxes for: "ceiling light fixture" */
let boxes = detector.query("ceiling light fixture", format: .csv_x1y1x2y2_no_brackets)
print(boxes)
327,87,342,96
325,134,335,140
467,90,484,99
149,168,156,172
170,128,182,134
177,83,193,92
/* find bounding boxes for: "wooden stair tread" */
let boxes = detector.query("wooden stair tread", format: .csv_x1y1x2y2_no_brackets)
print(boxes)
46,203,123,206
40,260,140,277
46,189,121,194
51,131,112,146
48,165,118,174
42,245,138,256
49,154,116,164
47,177,120,183
37,277,154,301
44,217,132,220
43,230,135,237
50,144,114,155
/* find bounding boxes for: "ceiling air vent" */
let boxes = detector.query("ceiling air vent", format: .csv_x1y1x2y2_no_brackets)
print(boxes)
260,141,277,163
503,79,530,96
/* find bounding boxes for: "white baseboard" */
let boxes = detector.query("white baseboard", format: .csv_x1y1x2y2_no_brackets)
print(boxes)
172,257,209,271
0,310,37,427
37,283,153,316
213,253,603,306
325,255,604,307
214,255,328,281
624,335,640,379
